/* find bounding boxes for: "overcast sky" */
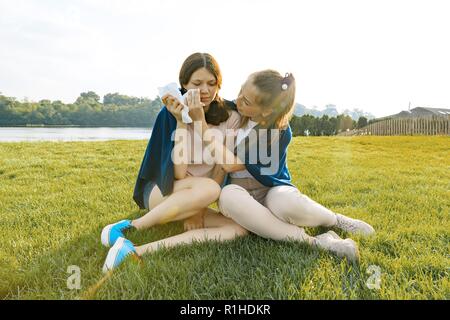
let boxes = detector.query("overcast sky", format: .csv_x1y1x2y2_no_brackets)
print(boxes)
1,0,449,117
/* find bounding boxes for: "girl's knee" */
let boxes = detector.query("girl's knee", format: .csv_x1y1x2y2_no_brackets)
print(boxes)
220,184,246,201
195,178,221,204
218,184,245,217
205,179,221,201
266,186,299,201
266,186,301,222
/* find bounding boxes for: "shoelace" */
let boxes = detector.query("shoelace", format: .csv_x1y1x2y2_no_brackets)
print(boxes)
337,216,359,232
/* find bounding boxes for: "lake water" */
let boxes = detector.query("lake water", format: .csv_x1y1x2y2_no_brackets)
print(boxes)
0,127,152,142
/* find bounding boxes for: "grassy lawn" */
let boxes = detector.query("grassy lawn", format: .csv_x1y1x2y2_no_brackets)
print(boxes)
0,136,448,299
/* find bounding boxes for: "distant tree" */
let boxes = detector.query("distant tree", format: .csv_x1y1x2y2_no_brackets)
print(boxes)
75,91,100,104
103,93,141,106
357,116,368,128
337,114,354,132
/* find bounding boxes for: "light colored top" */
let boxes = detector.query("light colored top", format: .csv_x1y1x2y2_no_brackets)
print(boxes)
230,120,258,179
186,110,241,178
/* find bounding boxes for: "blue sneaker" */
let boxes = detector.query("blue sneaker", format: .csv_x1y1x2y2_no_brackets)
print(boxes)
102,237,137,273
101,220,133,247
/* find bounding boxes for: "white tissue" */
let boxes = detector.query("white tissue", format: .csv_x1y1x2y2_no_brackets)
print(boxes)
157,83,193,124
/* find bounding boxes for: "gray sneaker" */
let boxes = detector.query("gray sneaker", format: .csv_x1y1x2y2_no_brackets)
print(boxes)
316,230,342,241
335,213,375,237
314,233,360,263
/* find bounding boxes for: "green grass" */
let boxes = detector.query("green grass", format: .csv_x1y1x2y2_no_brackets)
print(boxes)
0,136,449,299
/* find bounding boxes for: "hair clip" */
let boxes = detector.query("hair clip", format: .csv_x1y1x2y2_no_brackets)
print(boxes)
281,73,292,90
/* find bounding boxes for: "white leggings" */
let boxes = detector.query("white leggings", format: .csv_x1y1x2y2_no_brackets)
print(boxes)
218,179,337,243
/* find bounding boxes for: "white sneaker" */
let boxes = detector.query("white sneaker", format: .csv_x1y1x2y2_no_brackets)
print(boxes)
335,213,375,237
314,233,360,263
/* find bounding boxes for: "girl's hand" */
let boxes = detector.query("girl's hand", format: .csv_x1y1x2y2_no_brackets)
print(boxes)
162,94,184,122
186,89,206,122
211,164,226,185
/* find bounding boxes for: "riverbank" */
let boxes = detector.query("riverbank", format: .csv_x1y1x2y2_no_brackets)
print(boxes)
0,127,152,142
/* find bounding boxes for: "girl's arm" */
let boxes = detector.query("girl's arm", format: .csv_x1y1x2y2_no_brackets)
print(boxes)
200,122,246,173
162,94,189,180
186,90,246,173
202,126,246,173
172,121,189,180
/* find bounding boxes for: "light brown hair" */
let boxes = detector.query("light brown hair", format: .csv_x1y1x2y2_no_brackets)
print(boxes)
250,70,296,129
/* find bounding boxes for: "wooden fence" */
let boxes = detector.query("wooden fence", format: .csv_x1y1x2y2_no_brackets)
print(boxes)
339,116,450,136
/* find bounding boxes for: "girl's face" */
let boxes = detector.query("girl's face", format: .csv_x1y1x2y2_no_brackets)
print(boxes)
236,78,273,122
183,67,219,108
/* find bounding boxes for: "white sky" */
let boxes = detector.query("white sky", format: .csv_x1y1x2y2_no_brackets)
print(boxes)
1,0,449,118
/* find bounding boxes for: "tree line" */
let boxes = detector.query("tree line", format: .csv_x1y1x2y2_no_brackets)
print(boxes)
0,91,162,127
0,91,369,135
290,114,368,136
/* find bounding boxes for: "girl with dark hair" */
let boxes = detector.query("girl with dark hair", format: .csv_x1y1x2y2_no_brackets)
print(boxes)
101,53,247,272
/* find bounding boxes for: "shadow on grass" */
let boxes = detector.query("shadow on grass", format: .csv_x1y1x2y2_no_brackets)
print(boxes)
1,210,178,300
2,213,379,300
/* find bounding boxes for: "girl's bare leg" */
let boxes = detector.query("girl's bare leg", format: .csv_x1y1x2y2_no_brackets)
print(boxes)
131,177,221,230
134,209,248,256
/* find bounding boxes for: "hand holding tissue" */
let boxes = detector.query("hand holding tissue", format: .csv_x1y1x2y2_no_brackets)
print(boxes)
158,83,193,124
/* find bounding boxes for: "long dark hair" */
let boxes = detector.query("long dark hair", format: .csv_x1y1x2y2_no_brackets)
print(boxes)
179,53,231,125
